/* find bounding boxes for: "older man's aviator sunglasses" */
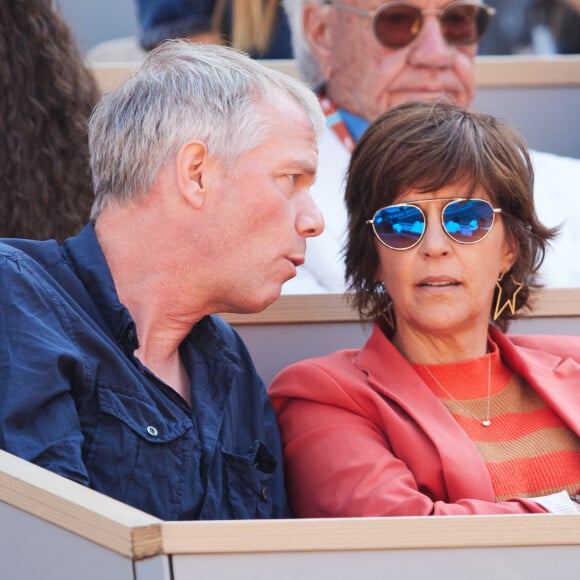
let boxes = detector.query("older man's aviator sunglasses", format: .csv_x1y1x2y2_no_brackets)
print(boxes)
323,1,496,49
367,198,502,250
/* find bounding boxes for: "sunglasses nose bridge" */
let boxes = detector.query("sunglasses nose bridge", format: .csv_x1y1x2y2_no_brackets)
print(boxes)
418,204,453,247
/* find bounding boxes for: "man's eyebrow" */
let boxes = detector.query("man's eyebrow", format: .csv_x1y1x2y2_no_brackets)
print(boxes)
290,158,318,175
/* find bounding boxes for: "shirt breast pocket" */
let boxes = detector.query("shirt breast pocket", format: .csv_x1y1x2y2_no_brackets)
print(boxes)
86,387,197,518
219,440,277,519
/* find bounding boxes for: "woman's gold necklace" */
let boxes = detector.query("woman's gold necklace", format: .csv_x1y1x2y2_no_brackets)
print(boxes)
422,354,492,427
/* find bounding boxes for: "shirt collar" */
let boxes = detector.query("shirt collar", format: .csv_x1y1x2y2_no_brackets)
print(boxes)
62,223,137,351
338,108,371,142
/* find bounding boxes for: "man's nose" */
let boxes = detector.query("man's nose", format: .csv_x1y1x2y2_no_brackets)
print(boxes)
297,195,325,238
408,16,456,66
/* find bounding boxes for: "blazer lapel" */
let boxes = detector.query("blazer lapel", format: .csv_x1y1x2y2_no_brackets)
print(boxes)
355,325,496,500
492,327,580,437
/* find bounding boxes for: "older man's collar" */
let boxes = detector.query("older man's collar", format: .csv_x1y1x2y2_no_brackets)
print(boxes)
339,107,370,142
317,91,370,151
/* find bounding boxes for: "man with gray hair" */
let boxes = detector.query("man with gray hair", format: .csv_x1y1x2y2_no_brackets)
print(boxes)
282,0,580,292
0,40,324,520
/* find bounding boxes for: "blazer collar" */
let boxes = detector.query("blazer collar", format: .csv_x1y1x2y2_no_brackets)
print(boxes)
354,323,580,499
490,327,580,433
355,324,579,409
354,324,496,498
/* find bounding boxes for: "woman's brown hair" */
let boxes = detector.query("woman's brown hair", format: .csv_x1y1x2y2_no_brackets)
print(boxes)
344,101,557,332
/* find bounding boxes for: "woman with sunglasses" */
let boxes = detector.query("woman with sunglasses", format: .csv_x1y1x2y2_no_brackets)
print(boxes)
270,101,580,517
282,0,580,293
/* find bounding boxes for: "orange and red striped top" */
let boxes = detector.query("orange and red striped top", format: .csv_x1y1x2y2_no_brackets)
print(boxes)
413,342,580,500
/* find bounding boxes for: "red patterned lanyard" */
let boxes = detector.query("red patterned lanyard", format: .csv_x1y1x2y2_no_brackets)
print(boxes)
318,93,356,153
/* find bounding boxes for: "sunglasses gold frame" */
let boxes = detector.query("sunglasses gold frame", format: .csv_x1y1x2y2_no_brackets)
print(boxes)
323,1,496,49
366,197,502,250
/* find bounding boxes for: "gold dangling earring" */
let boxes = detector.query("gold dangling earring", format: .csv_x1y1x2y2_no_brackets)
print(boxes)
493,272,524,321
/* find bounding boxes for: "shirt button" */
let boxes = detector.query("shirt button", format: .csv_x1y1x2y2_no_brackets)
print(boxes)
146,425,158,437
127,329,135,341
260,487,268,502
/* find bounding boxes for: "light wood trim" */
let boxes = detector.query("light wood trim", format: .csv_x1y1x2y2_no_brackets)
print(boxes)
158,514,580,555
92,62,138,92
91,55,580,93
474,54,580,86
219,288,580,326
0,450,162,559
221,293,357,325
3,450,580,560
525,287,580,317
273,55,580,87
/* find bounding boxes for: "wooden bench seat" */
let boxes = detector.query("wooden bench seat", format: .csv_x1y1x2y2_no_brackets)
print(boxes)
2,449,580,580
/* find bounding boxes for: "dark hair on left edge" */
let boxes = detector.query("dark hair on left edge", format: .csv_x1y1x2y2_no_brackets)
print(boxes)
0,0,100,242
344,101,557,332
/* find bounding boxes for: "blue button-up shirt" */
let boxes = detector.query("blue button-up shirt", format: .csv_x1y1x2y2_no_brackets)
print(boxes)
0,225,290,520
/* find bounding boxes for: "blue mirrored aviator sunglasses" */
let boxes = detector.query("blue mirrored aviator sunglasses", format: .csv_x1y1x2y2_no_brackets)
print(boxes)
323,1,496,49
366,198,502,250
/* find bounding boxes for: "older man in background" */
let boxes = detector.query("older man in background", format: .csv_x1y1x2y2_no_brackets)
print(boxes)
282,0,580,292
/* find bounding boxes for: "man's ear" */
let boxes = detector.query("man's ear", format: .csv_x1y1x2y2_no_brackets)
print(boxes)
303,3,334,79
176,141,210,209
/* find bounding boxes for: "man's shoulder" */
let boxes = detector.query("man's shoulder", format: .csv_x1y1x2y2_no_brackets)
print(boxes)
0,236,60,254
0,238,63,278
529,148,580,286
0,236,95,318
530,149,580,209
531,149,580,188
530,148,580,166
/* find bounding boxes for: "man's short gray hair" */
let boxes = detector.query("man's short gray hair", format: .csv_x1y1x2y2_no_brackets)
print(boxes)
89,39,325,219
283,0,325,88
